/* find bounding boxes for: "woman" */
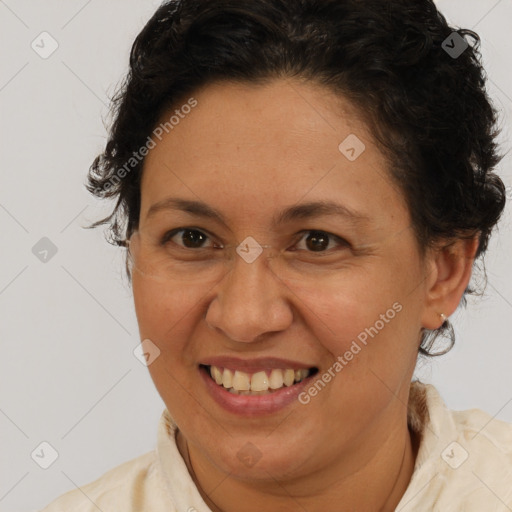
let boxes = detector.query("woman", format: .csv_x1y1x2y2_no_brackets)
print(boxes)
42,0,511,510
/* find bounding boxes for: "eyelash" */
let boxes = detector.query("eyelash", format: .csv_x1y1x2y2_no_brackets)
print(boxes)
160,227,349,253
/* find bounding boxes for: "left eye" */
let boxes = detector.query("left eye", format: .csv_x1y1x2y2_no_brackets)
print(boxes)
292,230,348,252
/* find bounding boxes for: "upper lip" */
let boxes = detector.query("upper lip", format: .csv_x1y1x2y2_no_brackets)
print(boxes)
200,356,317,371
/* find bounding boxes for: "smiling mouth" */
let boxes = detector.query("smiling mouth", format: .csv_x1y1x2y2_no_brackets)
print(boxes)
200,364,319,395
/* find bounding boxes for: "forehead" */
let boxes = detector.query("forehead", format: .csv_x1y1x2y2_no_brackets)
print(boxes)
139,79,410,231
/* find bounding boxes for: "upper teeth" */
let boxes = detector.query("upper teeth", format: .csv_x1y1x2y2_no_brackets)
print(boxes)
209,365,311,393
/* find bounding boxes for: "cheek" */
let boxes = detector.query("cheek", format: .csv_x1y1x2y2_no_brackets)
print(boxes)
280,264,399,351
289,272,418,433
132,276,205,412
281,256,421,388
131,275,203,355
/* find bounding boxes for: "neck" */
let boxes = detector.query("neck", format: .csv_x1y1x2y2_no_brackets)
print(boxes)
176,419,419,512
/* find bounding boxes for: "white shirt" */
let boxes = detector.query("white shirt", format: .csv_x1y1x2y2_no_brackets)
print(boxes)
41,381,512,511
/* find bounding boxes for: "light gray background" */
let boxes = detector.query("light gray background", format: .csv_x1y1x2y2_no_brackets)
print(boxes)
0,1,511,510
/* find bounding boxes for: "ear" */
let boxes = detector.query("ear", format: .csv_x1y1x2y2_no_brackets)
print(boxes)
420,235,480,330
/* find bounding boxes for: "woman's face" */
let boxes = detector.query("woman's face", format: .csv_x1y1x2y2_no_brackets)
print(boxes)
130,79,431,481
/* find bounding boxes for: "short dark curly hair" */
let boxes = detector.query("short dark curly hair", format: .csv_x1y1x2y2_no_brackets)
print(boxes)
86,0,507,357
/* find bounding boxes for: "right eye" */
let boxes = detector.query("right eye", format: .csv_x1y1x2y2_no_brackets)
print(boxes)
161,228,219,249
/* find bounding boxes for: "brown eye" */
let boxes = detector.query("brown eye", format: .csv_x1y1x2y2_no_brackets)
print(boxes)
305,231,329,251
294,230,348,252
162,228,212,249
181,229,208,248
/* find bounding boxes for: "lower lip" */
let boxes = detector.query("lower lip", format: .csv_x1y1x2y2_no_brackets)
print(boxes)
199,366,316,416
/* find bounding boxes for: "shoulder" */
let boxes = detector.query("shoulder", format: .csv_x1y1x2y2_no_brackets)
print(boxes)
40,450,175,512
399,381,512,511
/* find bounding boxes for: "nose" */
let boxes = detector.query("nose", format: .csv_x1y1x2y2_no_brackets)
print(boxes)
204,249,293,343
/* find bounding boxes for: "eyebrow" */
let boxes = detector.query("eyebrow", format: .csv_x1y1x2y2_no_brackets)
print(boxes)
146,197,370,227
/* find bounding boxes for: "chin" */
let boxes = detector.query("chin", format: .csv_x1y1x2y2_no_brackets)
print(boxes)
203,436,311,481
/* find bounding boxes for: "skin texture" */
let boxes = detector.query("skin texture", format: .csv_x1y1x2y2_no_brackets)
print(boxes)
129,78,479,512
